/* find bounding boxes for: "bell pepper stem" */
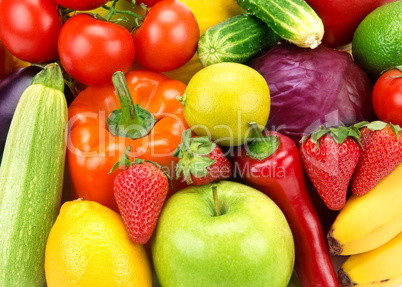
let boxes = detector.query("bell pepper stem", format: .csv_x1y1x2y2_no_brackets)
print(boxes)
112,71,138,127
107,71,156,140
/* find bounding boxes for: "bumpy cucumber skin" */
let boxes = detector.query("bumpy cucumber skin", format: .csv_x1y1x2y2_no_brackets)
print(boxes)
236,0,324,48
197,13,281,67
0,79,67,286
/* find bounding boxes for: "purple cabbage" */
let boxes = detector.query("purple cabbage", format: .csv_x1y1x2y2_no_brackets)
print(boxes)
248,43,376,144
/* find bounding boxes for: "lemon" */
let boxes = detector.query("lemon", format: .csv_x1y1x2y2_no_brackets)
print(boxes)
162,0,245,83
179,62,270,147
45,200,152,287
352,1,402,81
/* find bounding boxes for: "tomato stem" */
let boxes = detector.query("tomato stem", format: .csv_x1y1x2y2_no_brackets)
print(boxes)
102,0,144,22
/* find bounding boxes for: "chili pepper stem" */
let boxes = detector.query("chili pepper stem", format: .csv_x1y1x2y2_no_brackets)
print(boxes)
212,185,220,216
246,122,280,160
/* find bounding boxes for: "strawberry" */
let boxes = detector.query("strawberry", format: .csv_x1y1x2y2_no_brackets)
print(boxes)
351,121,402,196
173,129,233,185
111,146,170,245
300,125,362,210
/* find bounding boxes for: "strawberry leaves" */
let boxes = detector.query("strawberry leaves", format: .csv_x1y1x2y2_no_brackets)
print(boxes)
173,129,232,185
173,129,217,184
305,125,362,148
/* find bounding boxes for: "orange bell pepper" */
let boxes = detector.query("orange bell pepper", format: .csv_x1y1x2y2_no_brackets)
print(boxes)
67,70,188,212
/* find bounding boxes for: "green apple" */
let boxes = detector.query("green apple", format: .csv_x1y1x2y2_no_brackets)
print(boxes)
152,180,295,287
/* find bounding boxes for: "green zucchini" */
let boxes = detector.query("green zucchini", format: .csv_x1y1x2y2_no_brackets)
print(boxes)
197,13,282,67
0,63,67,286
235,0,324,49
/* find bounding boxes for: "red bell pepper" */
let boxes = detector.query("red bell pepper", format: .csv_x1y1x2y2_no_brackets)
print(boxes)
67,70,188,212
233,123,338,287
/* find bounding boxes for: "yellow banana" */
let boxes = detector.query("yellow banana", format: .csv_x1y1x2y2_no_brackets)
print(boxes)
327,163,402,256
338,232,402,287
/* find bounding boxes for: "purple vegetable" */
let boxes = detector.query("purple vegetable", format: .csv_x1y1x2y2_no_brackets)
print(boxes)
248,43,376,144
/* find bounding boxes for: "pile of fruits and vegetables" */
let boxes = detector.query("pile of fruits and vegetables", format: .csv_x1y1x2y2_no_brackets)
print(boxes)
0,0,401,286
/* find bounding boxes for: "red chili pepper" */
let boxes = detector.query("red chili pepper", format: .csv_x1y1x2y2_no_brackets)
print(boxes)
233,122,338,287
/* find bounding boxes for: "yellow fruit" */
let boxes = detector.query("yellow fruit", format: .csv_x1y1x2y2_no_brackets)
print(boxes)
179,62,270,146
162,0,245,83
352,1,402,81
328,162,402,256
45,200,152,287
338,232,402,286
176,0,245,35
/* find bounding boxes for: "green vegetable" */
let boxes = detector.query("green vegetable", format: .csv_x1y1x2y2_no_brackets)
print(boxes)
235,0,324,49
197,13,281,67
0,63,67,286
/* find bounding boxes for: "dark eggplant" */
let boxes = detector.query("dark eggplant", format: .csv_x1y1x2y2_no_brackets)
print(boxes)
0,66,74,162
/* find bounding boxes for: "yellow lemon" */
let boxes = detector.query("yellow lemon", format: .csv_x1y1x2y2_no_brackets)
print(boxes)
45,200,152,287
179,62,270,147
162,0,245,83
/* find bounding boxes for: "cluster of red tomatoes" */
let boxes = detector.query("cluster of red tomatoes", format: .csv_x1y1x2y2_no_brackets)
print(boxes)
0,0,199,86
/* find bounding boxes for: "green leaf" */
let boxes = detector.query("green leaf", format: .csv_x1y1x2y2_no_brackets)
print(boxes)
390,123,402,140
329,126,349,145
353,121,370,130
190,157,215,178
109,145,138,174
367,121,388,131
182,129,192,152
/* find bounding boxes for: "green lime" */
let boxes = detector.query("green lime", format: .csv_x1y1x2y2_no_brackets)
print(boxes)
179,62,270,147
352,1,402,81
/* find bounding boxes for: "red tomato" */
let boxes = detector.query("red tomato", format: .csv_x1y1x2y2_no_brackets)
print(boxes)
0,0,62,63
132,0,199,72
372,67,402,126
54,0,110,10
58,13,135,86
305,0,398,47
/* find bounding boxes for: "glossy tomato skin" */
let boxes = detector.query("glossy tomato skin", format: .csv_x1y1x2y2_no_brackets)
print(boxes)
0,0,62,63
132,0,199,72
305,0,398,47
372,68,402,126
58,13,135,86
54,0,110,10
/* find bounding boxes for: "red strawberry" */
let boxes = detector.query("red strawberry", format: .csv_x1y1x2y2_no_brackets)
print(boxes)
351,121,402,196
300,125,362,210
111,146,170,245
173,129,233,185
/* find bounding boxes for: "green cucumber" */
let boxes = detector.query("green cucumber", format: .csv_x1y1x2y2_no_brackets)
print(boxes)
235,0,324,49
0,63,67,286
197,13,282,67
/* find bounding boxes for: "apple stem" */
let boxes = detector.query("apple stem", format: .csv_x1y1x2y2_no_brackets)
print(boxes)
212,185,220,216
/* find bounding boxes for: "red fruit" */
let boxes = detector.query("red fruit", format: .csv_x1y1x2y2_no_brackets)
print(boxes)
300,126,361,210
112,148,169,244
351,121,402,196
173,129,233,185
